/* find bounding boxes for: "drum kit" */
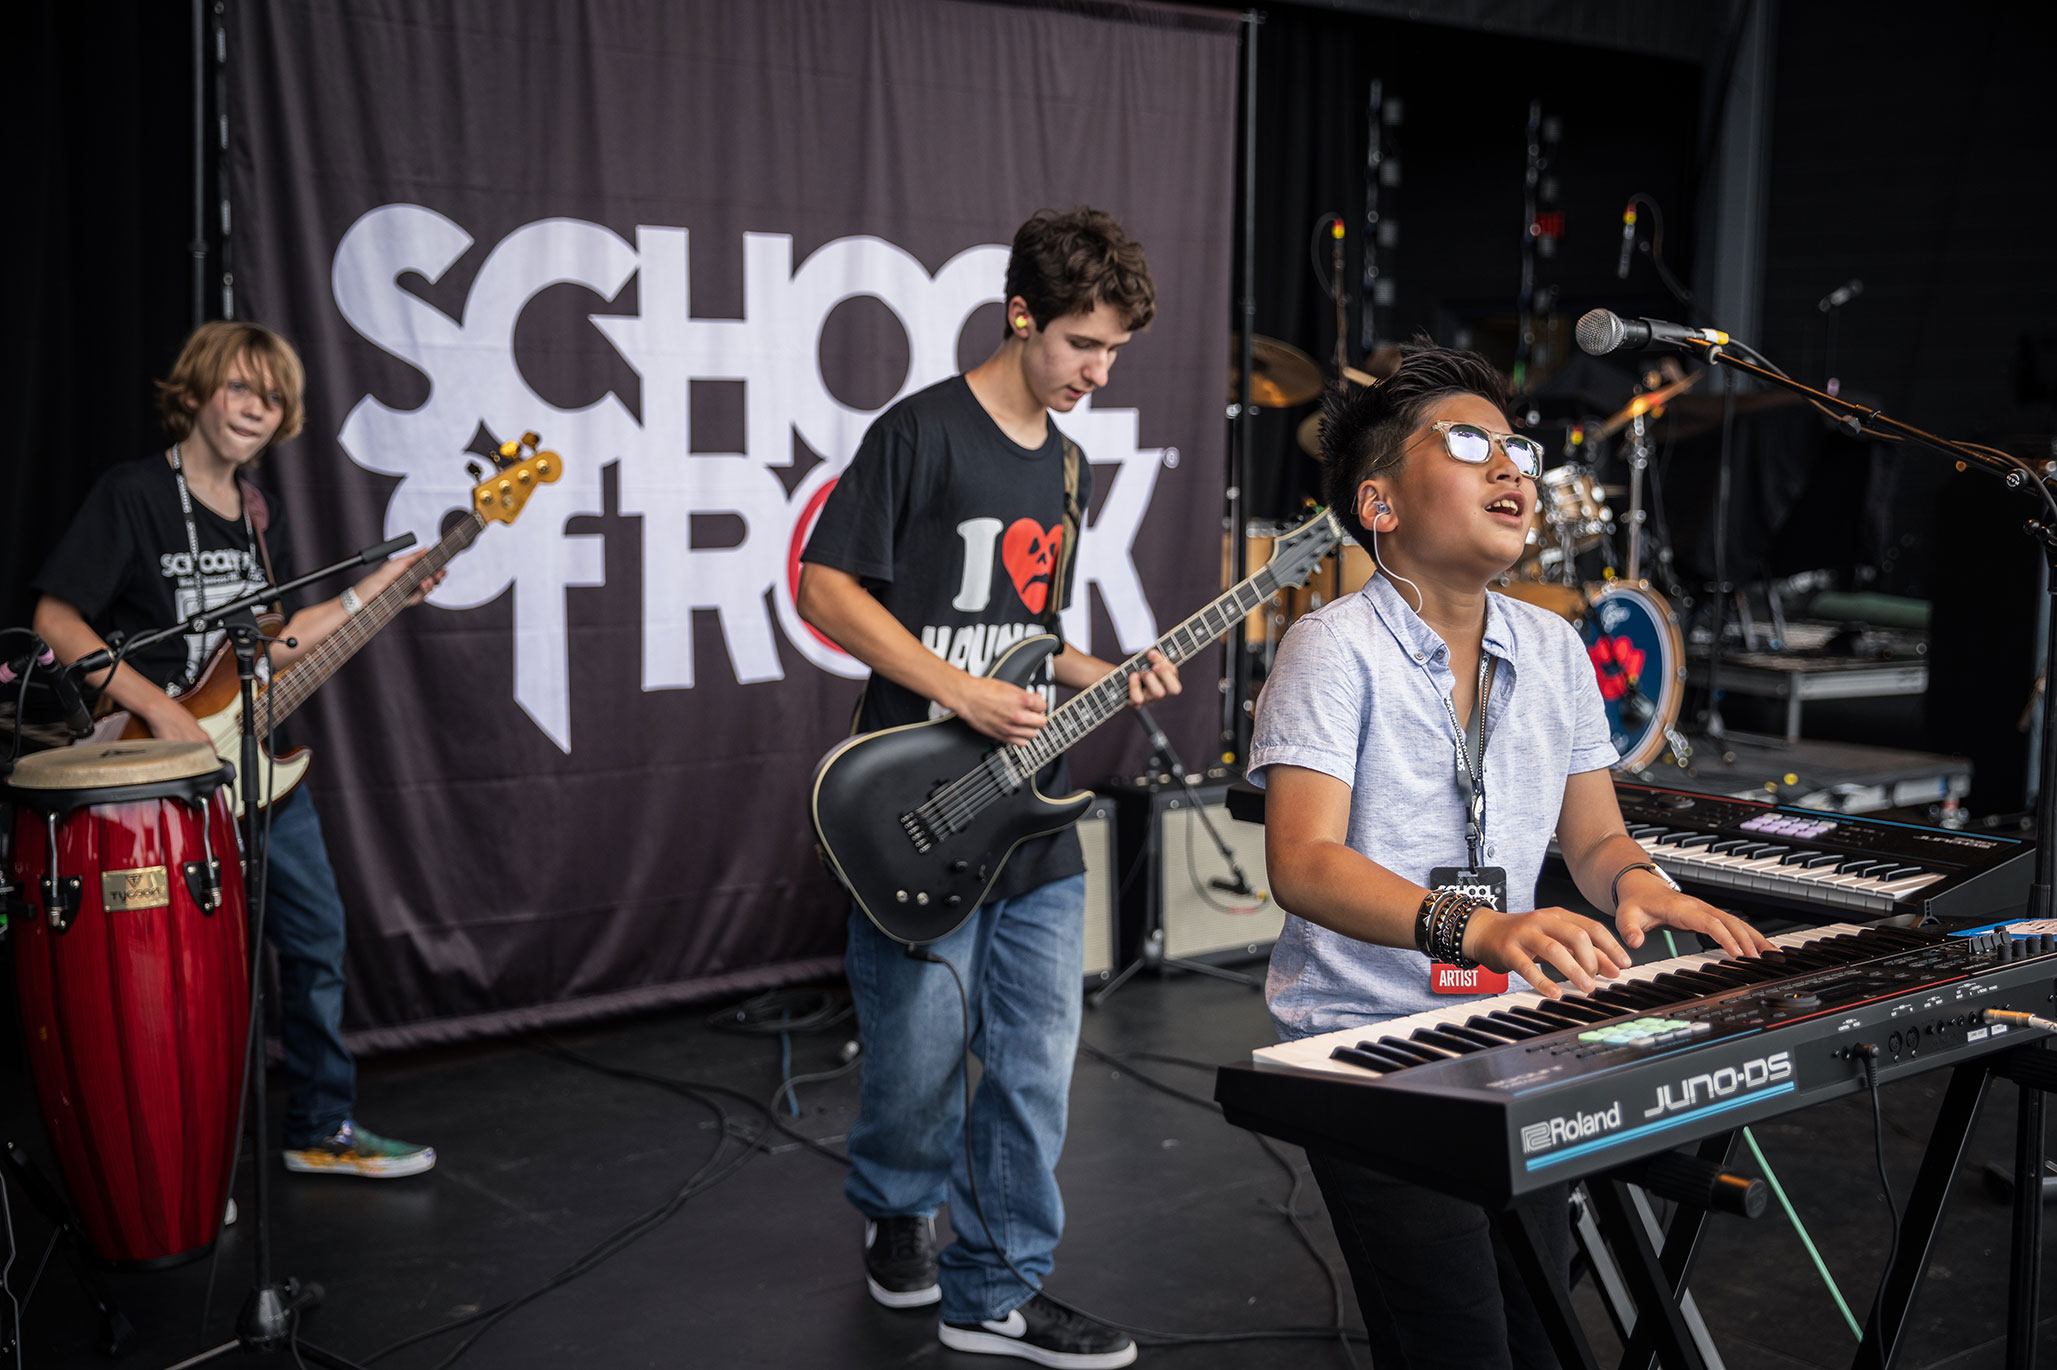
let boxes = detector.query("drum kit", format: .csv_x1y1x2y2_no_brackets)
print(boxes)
1235,336,1695,774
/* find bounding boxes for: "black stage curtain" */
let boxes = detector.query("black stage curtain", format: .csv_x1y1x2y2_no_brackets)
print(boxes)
1239,7,1705,522
223,0,1240,1049
5,6,206,634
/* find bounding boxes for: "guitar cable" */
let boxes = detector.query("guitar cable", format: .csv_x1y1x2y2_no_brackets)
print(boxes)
905,943,1369,1357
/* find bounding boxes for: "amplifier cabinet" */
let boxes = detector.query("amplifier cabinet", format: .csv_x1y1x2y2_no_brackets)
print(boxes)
1077,797,1119,981
1104,773,1283,968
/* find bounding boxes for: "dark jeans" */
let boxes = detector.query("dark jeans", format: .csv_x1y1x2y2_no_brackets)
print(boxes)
1306,1150,1570,1370
261,789,357,1147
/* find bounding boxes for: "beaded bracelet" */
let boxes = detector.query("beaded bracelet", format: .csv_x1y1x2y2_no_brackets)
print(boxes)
1428,895,1486,969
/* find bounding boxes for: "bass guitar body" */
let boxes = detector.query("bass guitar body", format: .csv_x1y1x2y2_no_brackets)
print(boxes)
100,612,311,818
812,635,1090,945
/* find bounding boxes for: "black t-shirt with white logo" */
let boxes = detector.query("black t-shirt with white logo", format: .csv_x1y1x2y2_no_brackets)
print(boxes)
803,376,1092,903
34,454,296,698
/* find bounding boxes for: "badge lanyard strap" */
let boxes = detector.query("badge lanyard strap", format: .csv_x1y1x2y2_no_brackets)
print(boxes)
1437,653,1496,868
167,442,259,693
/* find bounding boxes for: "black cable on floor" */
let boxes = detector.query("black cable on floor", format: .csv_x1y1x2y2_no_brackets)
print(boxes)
909,947,1367,1355
354,1040,783,1370
1077,1041,1360,1369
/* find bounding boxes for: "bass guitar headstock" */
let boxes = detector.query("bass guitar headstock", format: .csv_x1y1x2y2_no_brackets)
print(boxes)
472,431,563,525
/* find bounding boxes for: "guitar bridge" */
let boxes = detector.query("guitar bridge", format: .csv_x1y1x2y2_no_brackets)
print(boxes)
900,811,936,853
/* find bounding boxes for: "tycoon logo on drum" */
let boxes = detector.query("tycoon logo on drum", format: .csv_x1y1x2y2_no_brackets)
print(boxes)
329,206,1174,751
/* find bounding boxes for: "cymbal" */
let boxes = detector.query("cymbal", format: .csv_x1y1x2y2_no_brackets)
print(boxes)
1297,410,1323,456
1230,336,1323,409
1591,370,1703,443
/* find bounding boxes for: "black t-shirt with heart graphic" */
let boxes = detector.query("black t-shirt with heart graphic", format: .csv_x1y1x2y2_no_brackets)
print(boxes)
803,374,1092,902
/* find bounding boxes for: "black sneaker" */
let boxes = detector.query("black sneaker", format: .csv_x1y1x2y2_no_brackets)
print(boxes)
864,1215,940,1308
939,1292,1137,1368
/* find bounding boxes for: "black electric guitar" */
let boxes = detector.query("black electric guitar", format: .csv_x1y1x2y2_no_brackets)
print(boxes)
811,508,1343,944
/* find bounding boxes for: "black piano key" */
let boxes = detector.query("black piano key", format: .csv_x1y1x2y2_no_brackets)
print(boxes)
1709,839,1754,854
1720,957,1793,981
1681,964,1757,988
1330,1045,1397,1073
1535,998,1614,1024
1513,991,1588,1024
1468,1014,1536,1041
1625,823,1662,839
1504,1006,1574,1033
1778,850,1818,866
1667,969,1743,994
1799,852,1847,869
1598,982,1676,1009
1836,857,1887,876
1440,1024,1507,1049
1413,1028,1483,1054
1374,1037,1450,1065
1676,833,1721,849
1745,844,1794,860
1337,1041,1419,1072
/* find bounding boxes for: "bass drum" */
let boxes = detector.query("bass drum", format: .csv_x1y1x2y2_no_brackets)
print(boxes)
1578,582,1686,772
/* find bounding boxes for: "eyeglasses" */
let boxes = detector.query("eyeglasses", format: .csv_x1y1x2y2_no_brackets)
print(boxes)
1428,420,1545,479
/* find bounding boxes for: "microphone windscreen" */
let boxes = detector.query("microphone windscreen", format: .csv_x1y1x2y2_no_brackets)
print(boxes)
1575,309,1625,356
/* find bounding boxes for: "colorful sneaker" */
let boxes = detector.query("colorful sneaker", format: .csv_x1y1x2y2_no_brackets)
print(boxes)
282,1122,436,1179
864,1215,940,1308
939,1293,1137,1368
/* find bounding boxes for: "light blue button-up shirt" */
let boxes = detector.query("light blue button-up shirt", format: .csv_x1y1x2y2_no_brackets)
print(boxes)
1248,573,1619,1039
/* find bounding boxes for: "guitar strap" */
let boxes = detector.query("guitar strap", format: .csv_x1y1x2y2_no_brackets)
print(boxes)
239,478,279,593
1043,435,1084,648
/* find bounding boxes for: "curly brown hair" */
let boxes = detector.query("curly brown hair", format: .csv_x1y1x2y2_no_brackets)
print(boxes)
1003,207,1156,337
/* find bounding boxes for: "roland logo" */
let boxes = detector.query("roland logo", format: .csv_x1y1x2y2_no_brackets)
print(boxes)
1521,1101,1622,1154
1642,1050,1793,1120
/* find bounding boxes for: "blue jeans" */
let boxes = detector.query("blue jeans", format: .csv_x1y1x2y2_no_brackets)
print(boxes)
260,789,357,1147
843,874,1086,1324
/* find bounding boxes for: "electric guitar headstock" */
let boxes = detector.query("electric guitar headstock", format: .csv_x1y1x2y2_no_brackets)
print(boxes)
1262,507,1347,589
471,431,563,525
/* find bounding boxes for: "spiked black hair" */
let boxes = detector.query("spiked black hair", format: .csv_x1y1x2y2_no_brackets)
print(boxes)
1317,343,1512,553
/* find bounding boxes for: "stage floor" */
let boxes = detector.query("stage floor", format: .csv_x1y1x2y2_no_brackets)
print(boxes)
6,958,2057,1369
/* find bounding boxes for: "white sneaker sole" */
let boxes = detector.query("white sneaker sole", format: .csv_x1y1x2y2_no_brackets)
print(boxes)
937,1323,1137,1368
282,1148,437,1178
867,1274,941,1308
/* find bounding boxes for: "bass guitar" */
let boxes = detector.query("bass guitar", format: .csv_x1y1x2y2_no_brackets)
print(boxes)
97,435,564,815
812,507,1343,944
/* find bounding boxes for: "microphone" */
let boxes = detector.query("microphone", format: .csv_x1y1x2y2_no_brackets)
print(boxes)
1575,309,1728,356
1615,203,1637,281
1817,278,1863,312
0,644,95,738
49,665,95,738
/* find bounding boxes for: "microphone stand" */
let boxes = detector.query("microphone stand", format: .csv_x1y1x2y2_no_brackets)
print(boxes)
1679,339,2054,911
73,535,415,1370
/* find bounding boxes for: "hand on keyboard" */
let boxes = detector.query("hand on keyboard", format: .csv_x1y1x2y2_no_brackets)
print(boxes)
1614,882,1776,960
1462,908,1631,998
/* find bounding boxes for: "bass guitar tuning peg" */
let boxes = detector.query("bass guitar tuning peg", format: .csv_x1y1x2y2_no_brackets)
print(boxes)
466,461,485,483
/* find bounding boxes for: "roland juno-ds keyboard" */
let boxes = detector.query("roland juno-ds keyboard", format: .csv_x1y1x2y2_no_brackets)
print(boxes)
1546,782,2032,923
1215,922,2057,1207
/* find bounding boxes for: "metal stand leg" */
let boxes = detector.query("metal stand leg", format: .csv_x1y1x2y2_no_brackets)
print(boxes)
1589,1178,1708,1370
1494,1203,1601,1370
1854,1063,1990,1370
2,1142,134,1356
2008,1081,2043,1370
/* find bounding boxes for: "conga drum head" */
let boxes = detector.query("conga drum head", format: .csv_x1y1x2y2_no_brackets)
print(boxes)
5,739,232,814
1579,582,1686,772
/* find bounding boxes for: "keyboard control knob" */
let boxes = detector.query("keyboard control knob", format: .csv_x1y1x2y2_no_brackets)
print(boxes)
1765,989,1821,1009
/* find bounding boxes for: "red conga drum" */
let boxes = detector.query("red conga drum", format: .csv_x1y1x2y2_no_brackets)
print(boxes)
5,739,249,1267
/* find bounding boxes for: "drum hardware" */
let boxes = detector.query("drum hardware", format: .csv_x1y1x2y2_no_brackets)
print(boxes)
40,812,81,930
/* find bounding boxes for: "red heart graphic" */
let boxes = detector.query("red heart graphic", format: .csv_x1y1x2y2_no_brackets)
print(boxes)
1587,635,1646,702
1001,518,1064,615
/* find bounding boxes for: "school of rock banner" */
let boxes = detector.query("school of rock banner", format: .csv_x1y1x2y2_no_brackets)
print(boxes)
227,0,1240,1047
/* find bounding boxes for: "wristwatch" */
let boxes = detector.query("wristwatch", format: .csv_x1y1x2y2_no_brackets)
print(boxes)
1610,860,1680,910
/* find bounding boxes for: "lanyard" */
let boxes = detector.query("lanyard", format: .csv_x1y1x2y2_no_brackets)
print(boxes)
1437,653,1497,867
167,443,260,691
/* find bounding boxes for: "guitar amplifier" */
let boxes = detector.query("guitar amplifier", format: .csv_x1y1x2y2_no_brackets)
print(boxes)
1106,773,1283,967
1078,797,1119,981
